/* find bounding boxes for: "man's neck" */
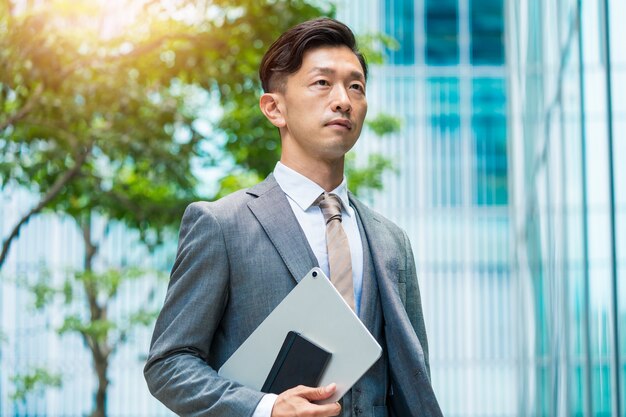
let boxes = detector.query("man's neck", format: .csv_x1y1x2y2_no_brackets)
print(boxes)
279,157,345,192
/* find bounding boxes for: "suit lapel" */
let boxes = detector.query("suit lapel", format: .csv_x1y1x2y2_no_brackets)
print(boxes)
353,208,379,334
349,195,404,303
247,175,318,284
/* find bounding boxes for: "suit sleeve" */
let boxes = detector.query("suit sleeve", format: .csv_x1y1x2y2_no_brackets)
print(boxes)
402,230,431,377
144,202,264,417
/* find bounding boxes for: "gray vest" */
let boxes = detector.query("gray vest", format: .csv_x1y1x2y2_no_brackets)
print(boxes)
339,210,389,417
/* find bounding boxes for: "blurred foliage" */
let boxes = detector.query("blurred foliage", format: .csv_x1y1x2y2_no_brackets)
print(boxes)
366,113,402,137
26,265,164,347
215,169,264,200
0,0,397,259
0,0,332,253
356,32,399,66
347,153,397,197
10,367,63,403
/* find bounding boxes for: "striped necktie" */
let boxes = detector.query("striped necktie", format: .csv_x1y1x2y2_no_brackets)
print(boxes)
315,192,355,311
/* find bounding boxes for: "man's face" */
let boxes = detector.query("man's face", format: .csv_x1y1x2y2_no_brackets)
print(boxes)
273,46,368,164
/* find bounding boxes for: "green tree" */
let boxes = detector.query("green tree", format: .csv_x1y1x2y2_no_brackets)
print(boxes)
15,263,166,416
10,367,62,403
0,1,398,416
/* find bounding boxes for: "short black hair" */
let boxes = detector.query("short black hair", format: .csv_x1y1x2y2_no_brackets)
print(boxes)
259,17,367,93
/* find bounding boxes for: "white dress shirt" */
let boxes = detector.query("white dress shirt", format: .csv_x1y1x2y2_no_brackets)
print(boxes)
251,161,365,417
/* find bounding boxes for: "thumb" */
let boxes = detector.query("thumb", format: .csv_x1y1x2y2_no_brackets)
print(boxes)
300,383,337,401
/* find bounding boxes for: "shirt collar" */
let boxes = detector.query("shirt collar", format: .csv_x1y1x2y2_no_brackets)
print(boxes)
273,161,352,215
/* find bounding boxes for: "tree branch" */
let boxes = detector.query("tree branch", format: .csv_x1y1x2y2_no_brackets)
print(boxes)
110,329,127,357
81,215,99,272
115,32,202,60
0,144,92,270
0,83,43,132
58,32,210,80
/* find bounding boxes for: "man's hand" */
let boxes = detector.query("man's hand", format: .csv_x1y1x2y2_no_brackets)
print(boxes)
271,383,341,417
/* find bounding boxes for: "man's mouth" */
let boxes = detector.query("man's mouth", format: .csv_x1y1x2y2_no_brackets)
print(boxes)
325,118,352,130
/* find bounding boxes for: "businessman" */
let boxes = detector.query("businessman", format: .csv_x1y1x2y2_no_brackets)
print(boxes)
144,18,442,417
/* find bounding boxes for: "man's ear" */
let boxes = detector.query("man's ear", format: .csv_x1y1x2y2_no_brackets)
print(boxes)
259,93,286,128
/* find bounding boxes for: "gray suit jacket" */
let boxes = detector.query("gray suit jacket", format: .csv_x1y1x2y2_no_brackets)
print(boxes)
144,175,442,417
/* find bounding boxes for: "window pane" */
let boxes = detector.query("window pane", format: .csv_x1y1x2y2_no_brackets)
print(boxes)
425,0,459,65
427,77,461,206
470,0,505,65
383,0,415,65
472,77,508,205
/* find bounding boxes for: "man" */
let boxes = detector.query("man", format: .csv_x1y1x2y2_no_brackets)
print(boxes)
144,18,442,417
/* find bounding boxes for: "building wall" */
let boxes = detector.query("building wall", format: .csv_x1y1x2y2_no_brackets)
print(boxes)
507,0,625,416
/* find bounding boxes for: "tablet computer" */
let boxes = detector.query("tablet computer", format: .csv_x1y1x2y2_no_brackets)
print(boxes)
218,267,382,404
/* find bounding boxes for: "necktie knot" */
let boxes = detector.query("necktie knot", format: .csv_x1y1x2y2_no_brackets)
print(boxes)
316,193,343,225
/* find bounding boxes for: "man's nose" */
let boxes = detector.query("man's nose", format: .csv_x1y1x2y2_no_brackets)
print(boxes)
331,85,351,113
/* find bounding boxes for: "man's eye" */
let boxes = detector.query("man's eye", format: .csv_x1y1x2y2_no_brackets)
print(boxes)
315,80,330,86
350,84,365,92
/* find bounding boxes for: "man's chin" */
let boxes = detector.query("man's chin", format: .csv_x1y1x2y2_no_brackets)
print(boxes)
325,135,358,151
317,145,357,162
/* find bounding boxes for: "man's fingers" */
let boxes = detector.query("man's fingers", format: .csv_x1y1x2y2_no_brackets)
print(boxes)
271,384,341,417
299,383,337,401
315,401,341,416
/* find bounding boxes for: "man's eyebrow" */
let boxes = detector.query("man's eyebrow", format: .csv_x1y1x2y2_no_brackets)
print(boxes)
308,66,365,80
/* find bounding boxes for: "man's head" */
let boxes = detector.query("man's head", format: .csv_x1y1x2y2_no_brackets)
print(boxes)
259,18,368,171
259,18,368,93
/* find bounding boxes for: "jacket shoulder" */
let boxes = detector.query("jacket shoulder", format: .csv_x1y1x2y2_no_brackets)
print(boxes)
183,174,279,220
185,188,252,217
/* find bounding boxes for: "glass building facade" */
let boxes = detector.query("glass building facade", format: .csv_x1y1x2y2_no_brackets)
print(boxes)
2,0,625,416
507,0,625,416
